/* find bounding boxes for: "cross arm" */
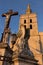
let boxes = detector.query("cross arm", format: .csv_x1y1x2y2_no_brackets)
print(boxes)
2,10,18,17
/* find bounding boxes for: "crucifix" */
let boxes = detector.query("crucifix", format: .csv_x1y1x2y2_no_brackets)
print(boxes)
1,10,18,43
2,10,18,29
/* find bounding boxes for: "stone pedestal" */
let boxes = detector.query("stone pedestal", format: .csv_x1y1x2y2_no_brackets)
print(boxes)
12,47,38,65
0,42,13,65
13,54,38,65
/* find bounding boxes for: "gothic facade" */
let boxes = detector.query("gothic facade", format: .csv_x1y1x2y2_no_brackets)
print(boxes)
0,5,43,65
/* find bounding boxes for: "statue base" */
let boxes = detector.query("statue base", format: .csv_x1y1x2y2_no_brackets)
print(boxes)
12,48,38,65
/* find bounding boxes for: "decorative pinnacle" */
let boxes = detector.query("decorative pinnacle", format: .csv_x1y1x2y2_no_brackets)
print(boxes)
27,4,30,10
26,4,32,14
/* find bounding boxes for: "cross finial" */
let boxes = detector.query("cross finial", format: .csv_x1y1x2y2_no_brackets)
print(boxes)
2,10,18,29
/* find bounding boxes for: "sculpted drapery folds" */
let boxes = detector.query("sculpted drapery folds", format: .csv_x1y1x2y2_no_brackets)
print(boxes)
13,25,25,53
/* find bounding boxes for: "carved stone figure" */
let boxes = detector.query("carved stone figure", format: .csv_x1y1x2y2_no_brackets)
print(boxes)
2,10,18,29
1,10,18,43
13,24,33,57
13,25,25,54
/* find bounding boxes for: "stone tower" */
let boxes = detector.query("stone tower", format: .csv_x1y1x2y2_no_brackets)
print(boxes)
19,5,43,65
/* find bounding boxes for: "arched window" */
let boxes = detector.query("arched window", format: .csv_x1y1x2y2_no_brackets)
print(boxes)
24,25,26,30
30,19,32,23
30,25,32,29
24,20,26,23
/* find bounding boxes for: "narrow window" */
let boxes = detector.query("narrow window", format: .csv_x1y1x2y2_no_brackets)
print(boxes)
24,20,26,23
30,25,32,29
24,25,26,30
30,19,32,23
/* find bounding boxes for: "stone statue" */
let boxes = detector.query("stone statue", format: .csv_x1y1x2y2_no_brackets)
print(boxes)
12,24,33,57
13,25,25,54
2,10,18,29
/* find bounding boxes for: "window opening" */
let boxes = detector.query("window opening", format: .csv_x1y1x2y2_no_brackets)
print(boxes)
30,19,32,23
30,25,32,29
24,20,26,23
24,25,26,30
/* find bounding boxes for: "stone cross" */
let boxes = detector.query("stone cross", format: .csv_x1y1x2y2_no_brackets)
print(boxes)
2,10,18,29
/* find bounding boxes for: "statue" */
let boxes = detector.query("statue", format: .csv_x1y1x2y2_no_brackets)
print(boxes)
13,24,33,56
1,10,18,43
13,25,25,54
2,10,18,29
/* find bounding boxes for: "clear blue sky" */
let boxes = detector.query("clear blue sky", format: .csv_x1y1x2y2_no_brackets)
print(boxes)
0,0,43,39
